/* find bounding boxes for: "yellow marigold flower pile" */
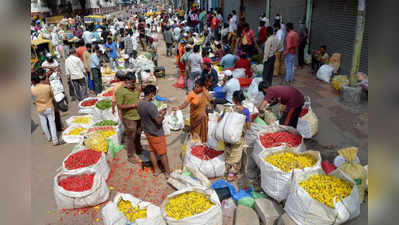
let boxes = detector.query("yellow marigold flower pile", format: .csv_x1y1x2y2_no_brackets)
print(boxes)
299,174,353,208
96,129,116,138
117,199,147,222
72,117,91,124
165,191,214,220
68,127,86,135
264,152,317,172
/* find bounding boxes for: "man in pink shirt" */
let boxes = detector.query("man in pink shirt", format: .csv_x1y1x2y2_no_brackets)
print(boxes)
283,23,299,84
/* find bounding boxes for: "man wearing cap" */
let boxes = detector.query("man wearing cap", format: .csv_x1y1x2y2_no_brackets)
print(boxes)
214,70,240,105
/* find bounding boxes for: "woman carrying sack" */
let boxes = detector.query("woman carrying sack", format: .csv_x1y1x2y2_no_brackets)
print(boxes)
219,90,251,182
173,78,210,143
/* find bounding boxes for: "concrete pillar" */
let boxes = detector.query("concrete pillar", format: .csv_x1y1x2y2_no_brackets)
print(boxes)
304,0,313,54
265,0,270,20
349,0,366,86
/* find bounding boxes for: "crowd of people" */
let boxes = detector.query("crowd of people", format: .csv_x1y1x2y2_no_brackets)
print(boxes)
30,5,316,181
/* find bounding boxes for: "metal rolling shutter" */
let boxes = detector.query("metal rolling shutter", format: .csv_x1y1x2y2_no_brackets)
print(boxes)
270,0,306,28
310,0,368,75
223,0,239,22
243,0,266,30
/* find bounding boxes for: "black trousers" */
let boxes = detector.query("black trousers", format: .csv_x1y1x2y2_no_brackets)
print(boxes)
298,42,306,67
91,68,102,95
279,104,303,128
262,55,276,85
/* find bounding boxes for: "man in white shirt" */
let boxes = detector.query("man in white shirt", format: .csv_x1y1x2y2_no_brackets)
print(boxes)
82,29,92,45
50,27,59,48
262,27,282,85
214,70,240,105
65,48,87,101
187,45,203,93
273,23,285,76
228,10,237,49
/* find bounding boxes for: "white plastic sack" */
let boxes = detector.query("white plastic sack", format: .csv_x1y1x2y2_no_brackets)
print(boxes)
316,64,334,83
65,115,94,128
167,166,211,190
259,149,322,202
163,119,171,136
242,100,259,115
251,64,263,76
297,97,319,139
102,193,166,225
79,97,103,114
364,165,368,191
233,68,246,78
247,77,263,101
215,112,246,144
207,112,220,150
93,107,120,124
244,123,267,148
62,125,88,144
333,155,361,168
252,125,306,167
140,71,157,83
62,145,110,180
284,169,361,225
183,144,225,178
54,168,110,209
161,187,223,225
167,110,184,131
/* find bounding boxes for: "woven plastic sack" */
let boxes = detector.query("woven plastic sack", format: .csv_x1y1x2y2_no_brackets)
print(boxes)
253,125,306,167
102,193,166,225
316,64,334,83
62,145,110,180
166,110,184,131
337,147,367,203
297,97,318,139
66,115,94,128
62,125,88,144
233,68,246,78
78,97,103,114
160,187,223,225
284,168,360,225
167,166,211,190
207,112,220,150
84,132,109,153
259,149,322,202
54,168,110,209
215,111,246,144
87,126,121,146
331,75,349,91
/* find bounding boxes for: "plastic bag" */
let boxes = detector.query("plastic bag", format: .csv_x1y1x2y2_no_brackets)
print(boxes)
167,166,211,190
297,97,318,139
54,168,110,209
160,187,223,225
316,64,334,83
233,68,246,78
237,197,255,209
167,110,184,131
336,147,367,203
102,193,166,225
84,132,109,152
284,169,360,225
259,149,322,202
247,77,263,101
62,145,110,180
242,100,259,115
207,112,220,150
210,180,253,202
215,111,246,144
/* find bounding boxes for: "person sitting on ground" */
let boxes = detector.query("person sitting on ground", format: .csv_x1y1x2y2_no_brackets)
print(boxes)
213,69,240,105
202,48,212,64
356,72,368,93
220,48,237,70
215,42,224,61
234,52,253,77
258,81,304,128
311,45,329,73
201,62,218,91
219,90,250,182
137,85,171,177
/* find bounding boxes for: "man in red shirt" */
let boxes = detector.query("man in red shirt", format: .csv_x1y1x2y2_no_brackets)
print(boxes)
211,12,220,40
234,52,252,76
75,39,87,63
257,21,268,48
283,22,299,84
258,81,304,128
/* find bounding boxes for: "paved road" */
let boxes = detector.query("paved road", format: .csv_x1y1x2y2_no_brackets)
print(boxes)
31,33,367,224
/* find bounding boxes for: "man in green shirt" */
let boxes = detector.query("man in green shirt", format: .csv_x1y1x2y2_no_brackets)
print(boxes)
115,71,143,164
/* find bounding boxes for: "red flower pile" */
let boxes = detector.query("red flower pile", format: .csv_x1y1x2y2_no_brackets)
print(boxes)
102,90,114,97
64,149,102,170
58,174,95,192
260,131,302,148
81,99,98,107
191,145,224,160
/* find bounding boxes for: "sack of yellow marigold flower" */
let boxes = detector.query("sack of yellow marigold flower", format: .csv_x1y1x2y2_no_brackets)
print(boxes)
87,125,122,146
252,125,306,168
62,124,88,144
102,193,166,225
284,168,360,225
259,148,322,202
66,115,94,128
336,147,367,203
161,187,222,225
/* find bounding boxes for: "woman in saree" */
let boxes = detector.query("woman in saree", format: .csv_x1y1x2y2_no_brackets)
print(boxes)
172,78,210,143
173,39,186,88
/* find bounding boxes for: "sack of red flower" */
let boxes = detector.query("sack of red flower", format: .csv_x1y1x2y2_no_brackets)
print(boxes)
253,124,306,167
183,144,225,178
79,97,102,114
62,146,110,179
54,168,110,209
